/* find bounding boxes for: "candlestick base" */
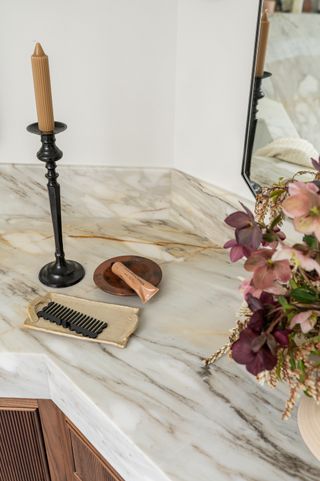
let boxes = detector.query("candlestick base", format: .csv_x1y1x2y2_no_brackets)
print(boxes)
39,259,85,288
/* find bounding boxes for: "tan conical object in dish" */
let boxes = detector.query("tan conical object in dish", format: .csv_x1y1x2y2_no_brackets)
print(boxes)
31,42,55,132
111,261,159,303
298,396,320,460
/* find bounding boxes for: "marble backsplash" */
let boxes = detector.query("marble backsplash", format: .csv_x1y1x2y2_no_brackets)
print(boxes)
1,164,252,247
0,164,171,220
170,170,253,246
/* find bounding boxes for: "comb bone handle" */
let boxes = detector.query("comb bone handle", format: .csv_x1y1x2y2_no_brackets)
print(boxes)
111,261,159,303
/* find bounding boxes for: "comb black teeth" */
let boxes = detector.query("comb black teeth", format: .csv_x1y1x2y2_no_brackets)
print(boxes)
37,302,107,339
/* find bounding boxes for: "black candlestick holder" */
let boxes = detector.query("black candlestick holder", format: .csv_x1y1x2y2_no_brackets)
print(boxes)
245,71,272,194
27,121,85,288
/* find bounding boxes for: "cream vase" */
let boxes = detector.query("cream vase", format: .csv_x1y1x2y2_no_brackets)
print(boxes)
298,396,320,461
291,0,304,13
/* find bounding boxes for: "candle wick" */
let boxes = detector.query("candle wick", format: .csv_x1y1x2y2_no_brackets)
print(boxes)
33,42,46,57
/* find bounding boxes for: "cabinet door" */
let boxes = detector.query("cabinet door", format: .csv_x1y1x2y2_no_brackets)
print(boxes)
0,399,51,481
38,400,74,481
65,419,125,481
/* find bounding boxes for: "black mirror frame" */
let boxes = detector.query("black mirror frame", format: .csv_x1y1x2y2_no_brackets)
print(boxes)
241,0,264,197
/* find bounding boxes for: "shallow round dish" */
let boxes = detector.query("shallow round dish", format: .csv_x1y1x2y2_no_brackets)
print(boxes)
93,255,162,297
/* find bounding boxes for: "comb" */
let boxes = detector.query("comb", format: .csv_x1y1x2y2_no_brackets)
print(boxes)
37,301,107,339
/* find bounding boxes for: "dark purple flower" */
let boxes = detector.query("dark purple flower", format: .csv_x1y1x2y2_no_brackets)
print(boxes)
248,310,265,333
236,224,262,249
246,292,276,313
247,296,281,335
225,203,262,250
231,328,277,375
312,157,320,172
273,329,291,346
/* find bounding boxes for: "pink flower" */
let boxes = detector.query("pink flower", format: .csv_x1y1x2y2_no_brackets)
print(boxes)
290,310,320,334
264,282,288,296
288,181,318,196
224,239,252,262
282,182,320,240
240,278,262,300
244,249,292,290
272,244,320,276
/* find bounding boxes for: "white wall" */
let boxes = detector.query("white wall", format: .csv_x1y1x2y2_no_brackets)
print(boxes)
0,0,177,166
174,0,260,197
0,0,260,197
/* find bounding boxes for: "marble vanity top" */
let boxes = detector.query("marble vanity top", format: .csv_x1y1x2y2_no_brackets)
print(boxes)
0,164,319,481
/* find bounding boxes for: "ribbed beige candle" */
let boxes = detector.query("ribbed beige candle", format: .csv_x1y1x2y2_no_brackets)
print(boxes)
31,43,55,132
255,10,270,78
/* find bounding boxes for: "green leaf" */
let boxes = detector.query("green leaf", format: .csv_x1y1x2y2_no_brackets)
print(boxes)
276,351,284,379
298,360,306,382
287,311,297,322
289,354,296,371
303,234,318,250
291,288,318,303
308,335,320,343
278,296,288,308
270,189,285,202
278,296,295,314
263,232,275,243
270,214,282,230
289,279,298,290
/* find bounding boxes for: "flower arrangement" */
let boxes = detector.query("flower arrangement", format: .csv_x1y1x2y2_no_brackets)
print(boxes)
205,160,320,419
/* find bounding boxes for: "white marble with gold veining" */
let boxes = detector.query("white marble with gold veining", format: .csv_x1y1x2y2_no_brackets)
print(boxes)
0,165,319,481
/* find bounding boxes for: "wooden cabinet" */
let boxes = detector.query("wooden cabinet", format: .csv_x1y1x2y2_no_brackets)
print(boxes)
0,399,50,481
65,420,124,481
0,399,124,481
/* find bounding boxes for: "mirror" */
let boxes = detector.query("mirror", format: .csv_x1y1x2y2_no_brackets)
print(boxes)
242,0,320,195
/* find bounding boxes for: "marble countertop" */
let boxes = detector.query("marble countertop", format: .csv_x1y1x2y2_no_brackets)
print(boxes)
0,164,319,481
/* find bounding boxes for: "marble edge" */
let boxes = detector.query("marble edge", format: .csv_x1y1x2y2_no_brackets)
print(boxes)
0,351,171,481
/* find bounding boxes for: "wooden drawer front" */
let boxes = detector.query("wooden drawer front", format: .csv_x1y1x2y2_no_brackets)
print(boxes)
0,401,50,481
66,421,124,481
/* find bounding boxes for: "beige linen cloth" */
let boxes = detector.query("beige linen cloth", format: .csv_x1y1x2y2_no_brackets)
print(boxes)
255,137,318,169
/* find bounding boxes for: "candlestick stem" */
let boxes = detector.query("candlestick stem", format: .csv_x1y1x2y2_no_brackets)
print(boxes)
27,122,85,288
43,136,65,265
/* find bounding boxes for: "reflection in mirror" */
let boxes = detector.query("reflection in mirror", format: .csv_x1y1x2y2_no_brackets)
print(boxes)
242,0,320,195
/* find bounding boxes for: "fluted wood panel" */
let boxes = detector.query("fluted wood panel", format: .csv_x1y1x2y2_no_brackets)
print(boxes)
66,421,124,481
0,399,124,481
38,399,74,481
0,403,51,481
